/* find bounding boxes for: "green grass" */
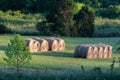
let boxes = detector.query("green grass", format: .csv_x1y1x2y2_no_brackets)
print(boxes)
0,35,120,71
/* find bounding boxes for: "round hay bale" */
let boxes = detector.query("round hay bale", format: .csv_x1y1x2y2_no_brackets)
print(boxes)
25,38,40,52
74,45,82,58
74,45,93,59
85,46,93,59
33,38,49,52
102,44,112,58
96,45,104,59
84,44,98,59
98,44,109,58
55,38,65,51
90,45,98,59
45,38,59,51
107,46,112,58
80,45,87,58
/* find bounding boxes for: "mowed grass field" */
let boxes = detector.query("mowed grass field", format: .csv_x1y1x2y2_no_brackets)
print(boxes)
0,35,120,71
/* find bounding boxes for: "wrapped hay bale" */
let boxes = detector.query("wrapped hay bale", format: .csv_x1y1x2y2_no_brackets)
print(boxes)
32,38,49,52
45,38,59,51
74,45,93,59
25,38,40,52
74,45,82,58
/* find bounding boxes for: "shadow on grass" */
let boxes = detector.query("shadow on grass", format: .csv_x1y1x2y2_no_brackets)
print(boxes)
0,46,7,51
32,51,74,58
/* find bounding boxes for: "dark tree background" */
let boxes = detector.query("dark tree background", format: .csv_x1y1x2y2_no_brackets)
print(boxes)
0,0,119,37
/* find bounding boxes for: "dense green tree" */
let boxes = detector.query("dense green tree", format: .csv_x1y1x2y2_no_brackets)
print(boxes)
74,5,95,37
46,0,76,36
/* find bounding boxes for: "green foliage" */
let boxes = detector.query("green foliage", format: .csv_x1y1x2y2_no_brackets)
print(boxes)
73,2,84,14
46,0,75,36
74,5,95,37
3,34,31,73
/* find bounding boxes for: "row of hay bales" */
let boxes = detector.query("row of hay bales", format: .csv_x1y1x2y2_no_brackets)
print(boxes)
74,44,112,59
25,37,65,52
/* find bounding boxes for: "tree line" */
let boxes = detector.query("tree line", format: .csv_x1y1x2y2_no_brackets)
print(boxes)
0,0,119,18
0,0,120,37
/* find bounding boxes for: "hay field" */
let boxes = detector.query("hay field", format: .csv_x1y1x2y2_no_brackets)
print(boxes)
0,35,120,71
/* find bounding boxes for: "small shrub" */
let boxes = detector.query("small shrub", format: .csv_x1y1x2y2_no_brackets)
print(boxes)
4,34,31,75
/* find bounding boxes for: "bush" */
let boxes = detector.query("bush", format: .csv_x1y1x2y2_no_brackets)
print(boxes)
36,21,54,36
0,24,11,34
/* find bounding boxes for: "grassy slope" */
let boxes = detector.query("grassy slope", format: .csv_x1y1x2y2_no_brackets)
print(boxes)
0,35,120,71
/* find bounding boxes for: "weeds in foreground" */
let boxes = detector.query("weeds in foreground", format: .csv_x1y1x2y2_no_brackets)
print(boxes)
0,58,120,80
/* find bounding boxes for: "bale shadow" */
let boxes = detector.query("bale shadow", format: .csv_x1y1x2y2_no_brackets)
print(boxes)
0,46,7,51
33,51,74,58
